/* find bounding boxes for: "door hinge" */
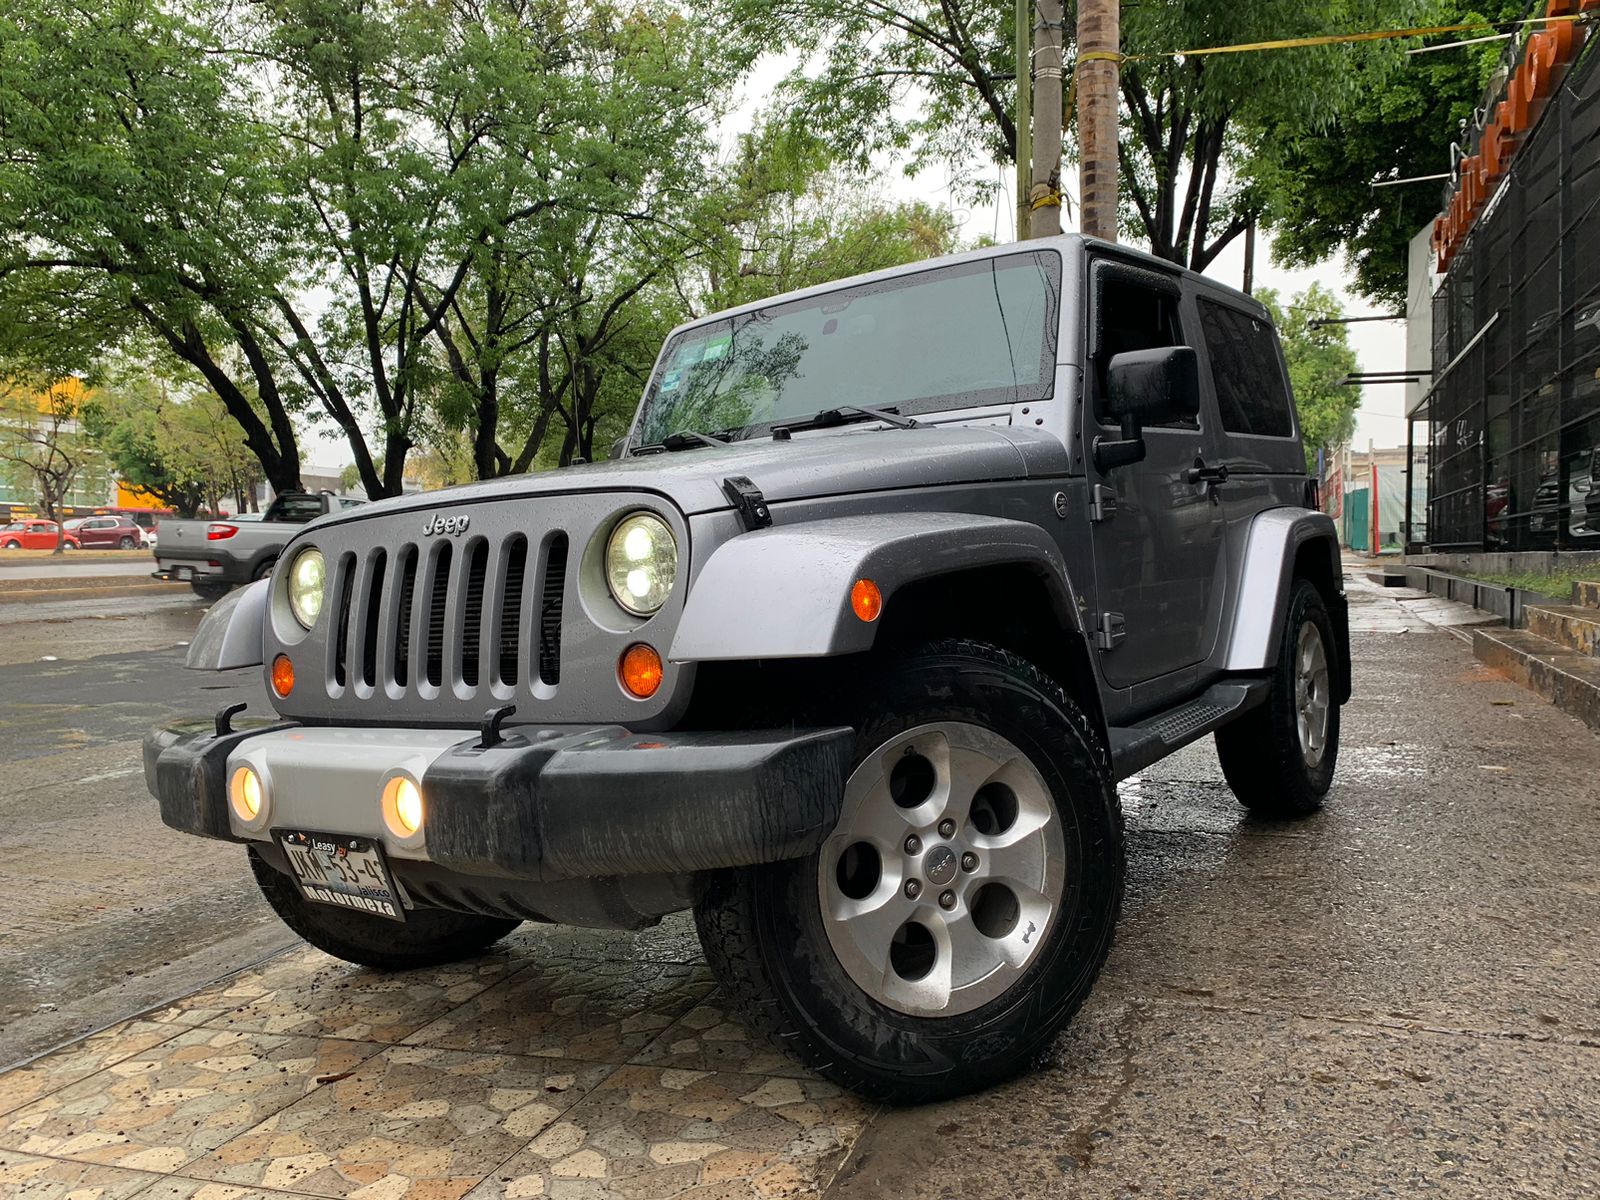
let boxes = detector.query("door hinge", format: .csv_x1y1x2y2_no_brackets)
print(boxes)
721,475,773,531
1096,612,1126,651
1089,484,1118,523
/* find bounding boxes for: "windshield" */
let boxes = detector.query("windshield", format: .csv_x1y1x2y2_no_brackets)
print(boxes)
636,249,1061,446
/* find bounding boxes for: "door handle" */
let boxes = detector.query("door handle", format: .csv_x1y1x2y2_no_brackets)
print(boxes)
1184,458,1229,486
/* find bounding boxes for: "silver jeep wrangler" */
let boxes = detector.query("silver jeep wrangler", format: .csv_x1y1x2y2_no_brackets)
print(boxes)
146,234,1349,1102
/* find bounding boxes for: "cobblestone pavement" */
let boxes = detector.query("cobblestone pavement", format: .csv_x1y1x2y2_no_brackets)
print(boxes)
2,577,1597,1199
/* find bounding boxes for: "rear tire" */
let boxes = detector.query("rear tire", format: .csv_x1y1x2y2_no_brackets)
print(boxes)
250,847,521,969
252,558,276,582
119,536,135,549
1215,578,1340,817
694,640,1123,1103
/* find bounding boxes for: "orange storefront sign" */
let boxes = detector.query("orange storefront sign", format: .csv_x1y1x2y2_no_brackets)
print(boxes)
1436,2,1588,268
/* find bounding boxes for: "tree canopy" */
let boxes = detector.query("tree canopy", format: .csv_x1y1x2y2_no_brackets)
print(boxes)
699,0,1425,271
1258,284,1362,469
0,0,966,493
1244,1,1525,308
0,0,740,495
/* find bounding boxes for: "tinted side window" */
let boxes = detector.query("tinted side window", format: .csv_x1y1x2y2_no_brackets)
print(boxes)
1093,274,1191,428
1199,300,1294,438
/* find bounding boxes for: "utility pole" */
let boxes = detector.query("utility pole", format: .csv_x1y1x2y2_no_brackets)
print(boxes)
1242,215,1257,294
1076,0,1120,241
1015,0,1032,241
1029,0,1064,237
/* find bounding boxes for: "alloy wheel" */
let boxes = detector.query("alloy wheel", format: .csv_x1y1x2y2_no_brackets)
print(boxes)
818,722,1066,1017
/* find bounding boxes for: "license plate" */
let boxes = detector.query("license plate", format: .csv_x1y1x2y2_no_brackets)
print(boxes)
176,566,193,580
275,830,406,922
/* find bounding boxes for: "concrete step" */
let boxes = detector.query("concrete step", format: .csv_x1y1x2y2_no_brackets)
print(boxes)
1525,604,1600,658
1363,569,1409,588
1574,580,1600,611
1474,627,1600,735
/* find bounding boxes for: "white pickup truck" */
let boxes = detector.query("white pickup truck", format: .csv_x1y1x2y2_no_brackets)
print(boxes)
153,491,365,600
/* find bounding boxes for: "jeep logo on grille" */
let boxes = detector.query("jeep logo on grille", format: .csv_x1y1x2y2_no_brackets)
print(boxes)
423,513,471,537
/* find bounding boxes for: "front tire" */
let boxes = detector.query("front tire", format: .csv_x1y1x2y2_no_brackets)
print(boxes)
694,640,1123,1103
190,580,231,602
250,847,521,969
1215,578,1340,816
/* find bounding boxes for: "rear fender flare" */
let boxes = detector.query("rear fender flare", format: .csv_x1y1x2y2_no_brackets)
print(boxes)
1223,508,1344,674
186,578,268,670
669,512,1082,662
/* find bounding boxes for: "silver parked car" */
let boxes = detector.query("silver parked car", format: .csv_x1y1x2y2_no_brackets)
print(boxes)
147,234,1349,1101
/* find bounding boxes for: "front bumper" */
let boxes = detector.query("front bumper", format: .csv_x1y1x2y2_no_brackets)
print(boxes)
144,719,853,884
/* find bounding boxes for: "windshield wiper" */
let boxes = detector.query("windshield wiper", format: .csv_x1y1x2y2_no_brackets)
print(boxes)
771,405,919,436
633,429,733,455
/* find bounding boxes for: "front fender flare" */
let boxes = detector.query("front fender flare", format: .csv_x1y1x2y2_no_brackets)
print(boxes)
185,579,268,670
670,513,1080,662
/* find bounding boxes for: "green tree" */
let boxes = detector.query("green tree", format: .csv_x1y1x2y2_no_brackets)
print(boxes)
677,124,962,317
1258,284,1362,469
699,0,1420,269
83,361,266,517
0,373,94,551
0,0,740,494
1245,1,1525,308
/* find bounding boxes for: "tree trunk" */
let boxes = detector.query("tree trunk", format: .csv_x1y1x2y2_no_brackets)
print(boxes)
1077,0,1121,241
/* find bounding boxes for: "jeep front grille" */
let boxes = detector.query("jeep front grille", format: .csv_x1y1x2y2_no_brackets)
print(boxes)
324,530,569,703
269,492,687,727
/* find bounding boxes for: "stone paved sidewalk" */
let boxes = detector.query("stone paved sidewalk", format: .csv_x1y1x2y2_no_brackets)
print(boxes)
0,921,873,1200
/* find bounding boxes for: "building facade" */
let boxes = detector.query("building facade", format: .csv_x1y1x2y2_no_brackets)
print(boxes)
1408,15,1599,553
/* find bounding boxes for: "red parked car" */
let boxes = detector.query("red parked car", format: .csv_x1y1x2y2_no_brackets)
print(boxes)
0,520,80,550
64,514,146,549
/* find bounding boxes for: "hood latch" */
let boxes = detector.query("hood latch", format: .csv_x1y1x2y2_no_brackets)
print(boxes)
722,476,773,531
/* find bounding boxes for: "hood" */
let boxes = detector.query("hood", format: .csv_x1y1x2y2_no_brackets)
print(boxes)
314,426,1067,530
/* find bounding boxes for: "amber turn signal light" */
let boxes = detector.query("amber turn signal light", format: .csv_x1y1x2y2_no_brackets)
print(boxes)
850,578,883,622
619,643,663,699
270,653,295,698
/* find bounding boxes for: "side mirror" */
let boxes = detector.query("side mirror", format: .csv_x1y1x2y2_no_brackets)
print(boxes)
1107,345,1200,426
1094,346,1201,472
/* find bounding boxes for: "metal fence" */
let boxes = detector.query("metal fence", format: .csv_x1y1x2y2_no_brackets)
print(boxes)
1424,40,1600,551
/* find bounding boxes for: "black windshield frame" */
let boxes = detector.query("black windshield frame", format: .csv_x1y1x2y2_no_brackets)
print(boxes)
634,249,1063,445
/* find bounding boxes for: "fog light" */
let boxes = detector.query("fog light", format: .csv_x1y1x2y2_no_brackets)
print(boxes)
230,765,264,823
619,643,663,699
271,653,295,698
382,775,424,838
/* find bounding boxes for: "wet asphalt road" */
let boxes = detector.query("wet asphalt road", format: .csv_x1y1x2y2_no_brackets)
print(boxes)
0,578,1596,1197
0,588,284,1064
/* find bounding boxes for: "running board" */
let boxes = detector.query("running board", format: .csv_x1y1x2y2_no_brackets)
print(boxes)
1106,680,1270,781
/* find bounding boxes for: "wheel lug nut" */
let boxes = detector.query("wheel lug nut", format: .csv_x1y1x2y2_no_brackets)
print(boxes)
939,890,956,910
961,852,978,872
938,818,956,838
905,879,922,899
904,835,922,855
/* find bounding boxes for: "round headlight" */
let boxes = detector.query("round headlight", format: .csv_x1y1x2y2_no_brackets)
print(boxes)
287,547,326,629
605,512,677,616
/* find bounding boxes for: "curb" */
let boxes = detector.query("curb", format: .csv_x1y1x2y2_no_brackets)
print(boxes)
0,578,188,599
